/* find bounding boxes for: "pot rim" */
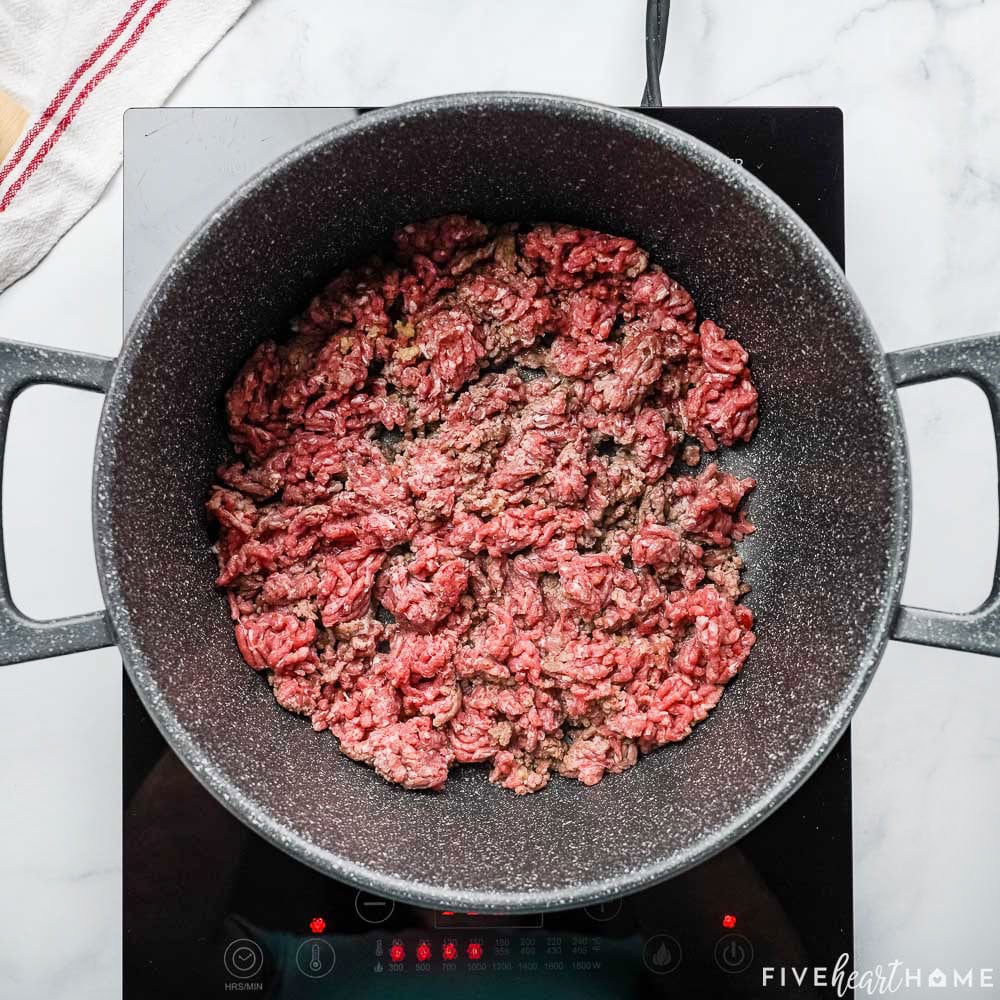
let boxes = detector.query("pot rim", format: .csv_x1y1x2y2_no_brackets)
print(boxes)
94,92,911,912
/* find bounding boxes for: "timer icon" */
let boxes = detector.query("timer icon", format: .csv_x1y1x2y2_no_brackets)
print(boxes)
223,939,264,979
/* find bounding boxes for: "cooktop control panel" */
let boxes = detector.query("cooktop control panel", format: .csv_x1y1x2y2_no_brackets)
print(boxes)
215,894,764,996
204,869,839,998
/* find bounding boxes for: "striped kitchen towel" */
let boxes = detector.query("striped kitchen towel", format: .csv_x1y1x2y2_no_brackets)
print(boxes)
0,0,250,291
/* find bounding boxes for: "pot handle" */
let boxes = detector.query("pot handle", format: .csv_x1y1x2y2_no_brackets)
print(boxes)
640,0,670,108
0,339,117,666
887,333,1000,657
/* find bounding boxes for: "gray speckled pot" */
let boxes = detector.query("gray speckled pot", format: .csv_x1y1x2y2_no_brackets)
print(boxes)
2,95,998,913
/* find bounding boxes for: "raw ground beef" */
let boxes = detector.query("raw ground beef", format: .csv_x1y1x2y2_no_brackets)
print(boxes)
208,216,759,794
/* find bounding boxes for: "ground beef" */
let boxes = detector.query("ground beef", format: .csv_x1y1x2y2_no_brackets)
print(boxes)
208,216,759,794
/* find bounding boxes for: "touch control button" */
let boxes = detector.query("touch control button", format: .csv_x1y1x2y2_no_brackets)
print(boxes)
642,933,682,974
714,933,754,973
584,899,622,922
355,890,395,924
295,939,337,979
224,938,264,979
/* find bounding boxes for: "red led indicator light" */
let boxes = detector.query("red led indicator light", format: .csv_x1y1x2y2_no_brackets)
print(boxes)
722,914,737,929
441,911,455,916
467,942,483,961
442,942,458,961
390,942,406,963
416,942,431,962
309,916,326,934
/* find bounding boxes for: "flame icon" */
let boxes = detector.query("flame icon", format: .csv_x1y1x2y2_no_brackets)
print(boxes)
652,941,672,966
644,934,682,975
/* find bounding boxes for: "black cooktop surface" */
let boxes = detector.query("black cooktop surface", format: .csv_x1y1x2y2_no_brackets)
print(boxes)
124,106,849,1000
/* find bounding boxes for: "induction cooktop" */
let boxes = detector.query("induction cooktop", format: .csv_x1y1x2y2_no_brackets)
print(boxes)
124,106,849,1000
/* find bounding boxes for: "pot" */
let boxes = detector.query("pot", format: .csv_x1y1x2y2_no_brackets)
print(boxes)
1,94,997,912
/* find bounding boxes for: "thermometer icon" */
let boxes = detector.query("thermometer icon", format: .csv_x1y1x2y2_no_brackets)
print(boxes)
295,938,336,978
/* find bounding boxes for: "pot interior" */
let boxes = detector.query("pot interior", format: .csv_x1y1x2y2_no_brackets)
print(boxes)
97,96,907,910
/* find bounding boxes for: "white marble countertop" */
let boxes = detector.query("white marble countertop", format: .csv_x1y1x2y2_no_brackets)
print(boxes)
1,1,998,996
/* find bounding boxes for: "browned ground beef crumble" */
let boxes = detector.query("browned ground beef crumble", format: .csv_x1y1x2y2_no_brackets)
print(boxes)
208,216,759,794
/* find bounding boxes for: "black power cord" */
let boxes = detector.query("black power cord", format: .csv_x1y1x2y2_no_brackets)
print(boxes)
640,0,670,107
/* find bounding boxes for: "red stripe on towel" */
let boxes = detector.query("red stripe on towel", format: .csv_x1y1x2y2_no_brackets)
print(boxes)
0,0,148,186
0,0,172,213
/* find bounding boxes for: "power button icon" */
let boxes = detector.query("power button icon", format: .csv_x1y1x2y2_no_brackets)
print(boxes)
714,933,754,974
